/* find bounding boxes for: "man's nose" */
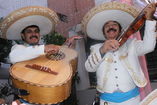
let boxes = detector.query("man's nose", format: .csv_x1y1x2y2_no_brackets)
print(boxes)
31,31,38,35
108,25,113,28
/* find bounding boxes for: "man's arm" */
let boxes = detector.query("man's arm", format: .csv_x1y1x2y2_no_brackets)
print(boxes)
85,44,104,72
135,3,157,55
135,20,156,55
9,44,45,64
63,35,83,48
9,43,60,64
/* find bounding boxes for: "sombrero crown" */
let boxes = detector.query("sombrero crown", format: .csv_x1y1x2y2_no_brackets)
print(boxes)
81,1,140,40
0,6,59,40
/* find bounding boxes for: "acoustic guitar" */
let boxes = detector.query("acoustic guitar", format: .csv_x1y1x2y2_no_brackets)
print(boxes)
10,46,78,104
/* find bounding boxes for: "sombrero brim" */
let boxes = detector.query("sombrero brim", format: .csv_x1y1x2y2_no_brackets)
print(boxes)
0,6,59,40
81,1,139,40
140,89,157,105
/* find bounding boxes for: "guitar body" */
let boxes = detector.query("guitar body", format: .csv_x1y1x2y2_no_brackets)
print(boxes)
10,46,78,104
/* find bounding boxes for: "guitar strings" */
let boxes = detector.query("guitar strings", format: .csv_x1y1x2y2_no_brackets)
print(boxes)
42,45,66,71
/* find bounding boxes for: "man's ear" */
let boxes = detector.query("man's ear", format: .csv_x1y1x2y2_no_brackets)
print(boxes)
21,33,25,41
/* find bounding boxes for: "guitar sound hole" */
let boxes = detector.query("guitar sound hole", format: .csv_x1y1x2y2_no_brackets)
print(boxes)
46,51,65,61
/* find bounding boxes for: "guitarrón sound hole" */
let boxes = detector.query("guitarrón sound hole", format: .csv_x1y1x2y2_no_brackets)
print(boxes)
46,51,65,61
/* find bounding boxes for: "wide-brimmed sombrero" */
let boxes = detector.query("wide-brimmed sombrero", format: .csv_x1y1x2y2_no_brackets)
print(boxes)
81,1,140,40
0,6,59,40
140,89,157,105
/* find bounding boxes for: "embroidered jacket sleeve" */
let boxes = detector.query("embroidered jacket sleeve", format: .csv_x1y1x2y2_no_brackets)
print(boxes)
85,43,104,72
135,20,156,55
9,44,45,64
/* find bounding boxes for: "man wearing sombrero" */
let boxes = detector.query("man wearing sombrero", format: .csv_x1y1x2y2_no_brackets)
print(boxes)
83,2,156,105
0,6,81,105
0,6,81,64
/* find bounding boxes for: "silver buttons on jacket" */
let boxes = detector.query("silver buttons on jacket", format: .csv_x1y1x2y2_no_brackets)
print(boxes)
116,84,119,87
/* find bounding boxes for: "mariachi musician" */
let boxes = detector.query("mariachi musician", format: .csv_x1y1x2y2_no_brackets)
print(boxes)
83,2,157,105
0,6,81,105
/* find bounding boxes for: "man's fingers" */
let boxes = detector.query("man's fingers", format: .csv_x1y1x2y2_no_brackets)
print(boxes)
109,41,119,49
45,44,60,53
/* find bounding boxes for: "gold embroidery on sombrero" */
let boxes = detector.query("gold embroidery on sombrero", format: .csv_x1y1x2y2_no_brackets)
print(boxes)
81,1,139,37
141,90,157,105
0,6,59,39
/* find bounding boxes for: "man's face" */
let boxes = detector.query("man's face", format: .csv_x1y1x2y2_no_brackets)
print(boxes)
103,21,121,40
21,27,40,45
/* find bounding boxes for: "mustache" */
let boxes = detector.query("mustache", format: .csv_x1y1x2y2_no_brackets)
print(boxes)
107,28,117,33
29,36,38,39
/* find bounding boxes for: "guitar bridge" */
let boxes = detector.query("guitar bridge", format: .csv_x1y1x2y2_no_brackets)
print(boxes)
25,64,58,75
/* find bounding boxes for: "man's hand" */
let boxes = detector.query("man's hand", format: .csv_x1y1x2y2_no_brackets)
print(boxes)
144,3,156,20
100,39,119,54
65,35,83,47
0,98,5,104
44,44,60,54
11,100,26,105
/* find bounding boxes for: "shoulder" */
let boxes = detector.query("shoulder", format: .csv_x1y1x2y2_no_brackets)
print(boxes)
11,44,26,49
90,43,103,51
124,38,137,46
145,20,156,26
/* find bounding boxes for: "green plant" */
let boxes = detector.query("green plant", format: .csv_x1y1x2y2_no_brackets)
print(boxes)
42,31,66,45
